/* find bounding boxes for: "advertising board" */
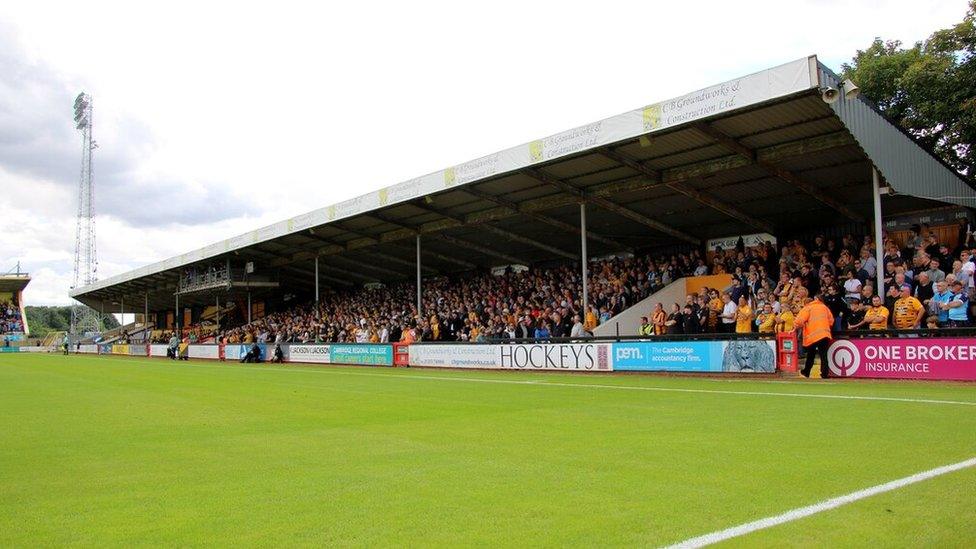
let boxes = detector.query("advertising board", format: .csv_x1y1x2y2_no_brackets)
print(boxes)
331,344,393,366
19,346,54,353
612,340,776,373
409,343,612,371
188,345,221,360
284,344,332,364
827,338,976,381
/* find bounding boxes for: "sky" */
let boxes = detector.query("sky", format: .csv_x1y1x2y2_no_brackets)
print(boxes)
1,0,971,308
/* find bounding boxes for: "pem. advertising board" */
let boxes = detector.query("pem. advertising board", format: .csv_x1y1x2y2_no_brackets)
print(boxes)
409,343,611,371
827,338,976,381
612,340,776,373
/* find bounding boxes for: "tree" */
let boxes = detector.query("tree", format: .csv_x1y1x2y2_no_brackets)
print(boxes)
24,306,119,337
842,1,976,182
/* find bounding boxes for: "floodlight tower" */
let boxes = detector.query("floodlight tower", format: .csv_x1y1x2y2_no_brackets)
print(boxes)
70,92,101,336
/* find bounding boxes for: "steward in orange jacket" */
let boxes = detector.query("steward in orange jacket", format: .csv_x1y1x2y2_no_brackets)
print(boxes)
794,294,835,378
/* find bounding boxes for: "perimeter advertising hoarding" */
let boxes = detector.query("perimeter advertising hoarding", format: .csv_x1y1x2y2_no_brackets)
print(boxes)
827,338,976,381
330,344,393,366
283,344,332,364
409,343,612,371
188,345,221,360
149,344,169,357
612,340,776,373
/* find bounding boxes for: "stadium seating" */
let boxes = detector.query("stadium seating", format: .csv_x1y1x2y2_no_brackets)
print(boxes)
217,224,975,343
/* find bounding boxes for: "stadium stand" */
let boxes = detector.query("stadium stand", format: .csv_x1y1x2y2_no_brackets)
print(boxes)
67,56,976,352
211,224,975,343
1,266,30,346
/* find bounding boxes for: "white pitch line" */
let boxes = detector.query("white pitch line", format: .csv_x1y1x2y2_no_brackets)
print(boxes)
32,354,976,407
663,456,976,548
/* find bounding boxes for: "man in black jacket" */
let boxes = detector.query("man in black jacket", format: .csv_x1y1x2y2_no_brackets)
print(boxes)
682,305,700,334
821,284,849,332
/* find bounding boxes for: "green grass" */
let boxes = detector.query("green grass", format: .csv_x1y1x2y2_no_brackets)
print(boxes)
1,353,974,547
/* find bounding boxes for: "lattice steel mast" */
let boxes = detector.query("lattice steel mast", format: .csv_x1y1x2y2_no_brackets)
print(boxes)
70,92,101,336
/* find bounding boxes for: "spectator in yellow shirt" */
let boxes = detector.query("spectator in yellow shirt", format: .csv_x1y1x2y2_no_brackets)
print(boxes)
892,285,925,329
735,296,754,333
775,306,796,333
848,295,889,330
756,303,776,333
864,295,890,330
584,305,599,332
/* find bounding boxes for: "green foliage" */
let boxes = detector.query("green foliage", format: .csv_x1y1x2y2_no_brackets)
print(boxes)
842,2,976,181
24,305,119,336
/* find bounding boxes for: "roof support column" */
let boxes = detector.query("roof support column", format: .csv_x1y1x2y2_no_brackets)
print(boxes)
215,294,221,335
120,295,124,330
247,291,252,325
416,234,422,319
175,293,179,334
144,291,148,333
314,255,320,304
580,202,589,324
872,166,885,297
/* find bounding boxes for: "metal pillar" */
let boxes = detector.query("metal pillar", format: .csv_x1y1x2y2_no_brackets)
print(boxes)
175,293,179,333
416,235,422,318
247,291,252,324
144,292,148,329
872,167,885,296
314,255,320,303
215,295,220,333
120,295,124,328
580,203,589,316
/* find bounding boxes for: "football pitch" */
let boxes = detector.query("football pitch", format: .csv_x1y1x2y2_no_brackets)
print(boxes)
1,353,974,547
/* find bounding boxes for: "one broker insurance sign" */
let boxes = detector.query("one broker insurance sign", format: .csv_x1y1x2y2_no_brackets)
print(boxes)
827,338,976,381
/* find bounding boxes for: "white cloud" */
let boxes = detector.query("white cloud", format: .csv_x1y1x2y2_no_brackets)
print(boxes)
0,0,970,305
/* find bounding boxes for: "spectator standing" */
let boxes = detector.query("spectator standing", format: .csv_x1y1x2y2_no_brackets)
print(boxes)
854,295,889,330
720,293,737,333
944,281,970,327
570,315,586,338
926,259,946,283
682,305,700,334
775,304,796,333
756,303,776,333
651,303,666,336
930,281,953,326
893,285,925,330
735,296,753,333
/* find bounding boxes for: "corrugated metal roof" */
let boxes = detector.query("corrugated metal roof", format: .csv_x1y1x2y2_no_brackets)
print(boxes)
819,63,975,207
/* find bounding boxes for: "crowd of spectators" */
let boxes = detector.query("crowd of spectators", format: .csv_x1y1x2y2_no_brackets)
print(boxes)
639,220,974,335
1,301,24,333
174,219,975,345
218,249,717,344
